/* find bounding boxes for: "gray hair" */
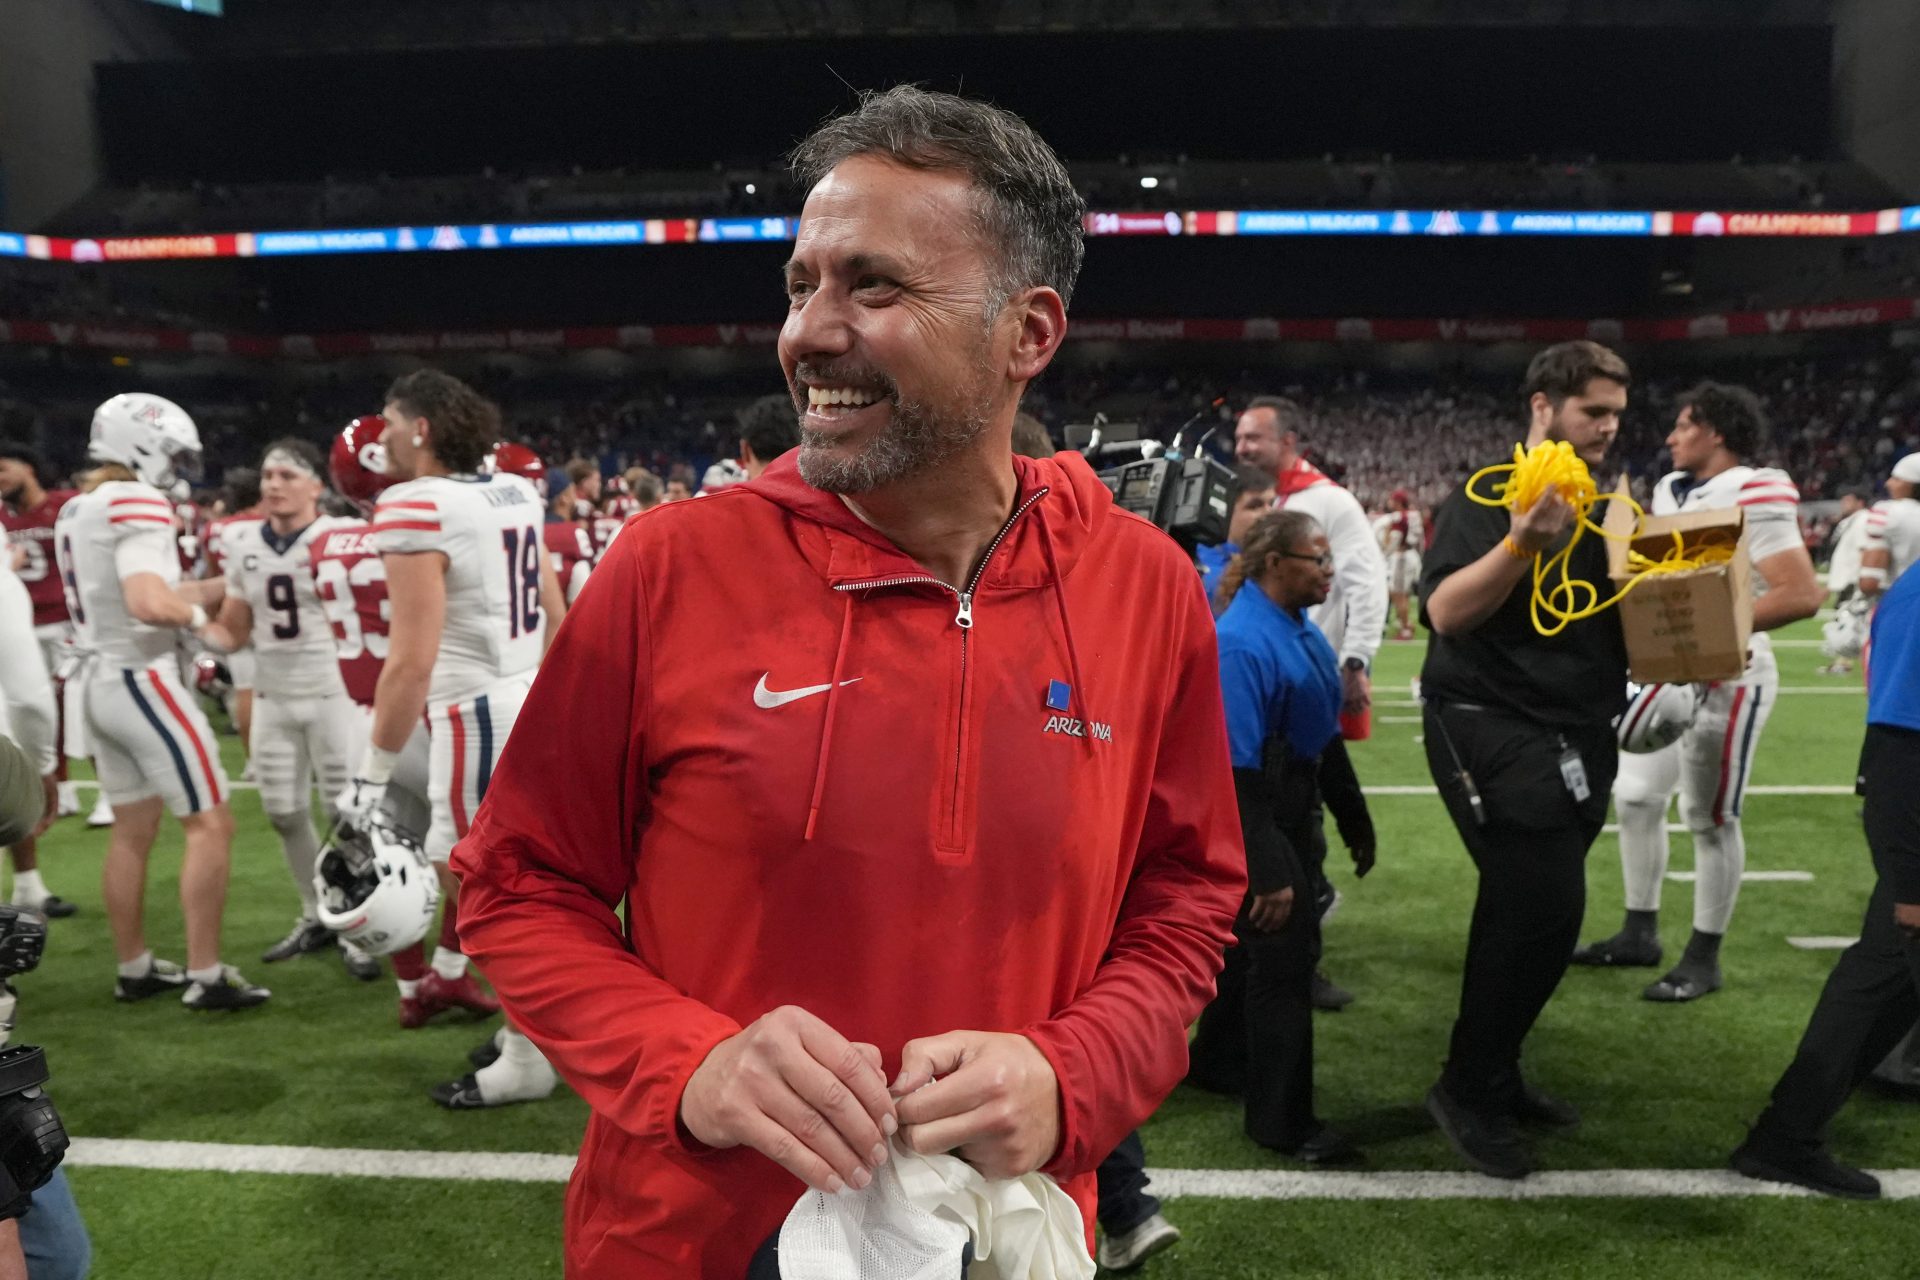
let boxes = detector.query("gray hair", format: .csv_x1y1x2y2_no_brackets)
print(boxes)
789,85,1087,310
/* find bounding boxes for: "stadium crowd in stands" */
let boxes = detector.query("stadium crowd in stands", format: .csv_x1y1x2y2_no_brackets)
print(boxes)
3,349,1918,519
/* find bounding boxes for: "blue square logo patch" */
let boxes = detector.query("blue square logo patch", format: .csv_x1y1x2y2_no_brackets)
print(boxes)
1046,680,1072,712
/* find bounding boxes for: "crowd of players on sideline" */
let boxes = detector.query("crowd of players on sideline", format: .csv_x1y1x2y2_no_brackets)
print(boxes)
0,356,1917,1271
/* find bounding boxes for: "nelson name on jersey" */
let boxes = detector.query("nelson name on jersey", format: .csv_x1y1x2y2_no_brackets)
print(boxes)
481,483,535,511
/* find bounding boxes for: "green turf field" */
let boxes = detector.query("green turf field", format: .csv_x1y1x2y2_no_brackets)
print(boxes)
21,618,1920,1277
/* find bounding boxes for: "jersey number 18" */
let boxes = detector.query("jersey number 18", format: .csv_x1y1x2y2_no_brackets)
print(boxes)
500,527,541,639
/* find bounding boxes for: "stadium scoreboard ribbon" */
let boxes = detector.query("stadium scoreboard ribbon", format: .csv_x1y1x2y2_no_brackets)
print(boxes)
9,206,1920,263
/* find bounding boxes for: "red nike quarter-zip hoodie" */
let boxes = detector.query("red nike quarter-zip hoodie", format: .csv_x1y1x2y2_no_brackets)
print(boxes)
451,448,1245,1279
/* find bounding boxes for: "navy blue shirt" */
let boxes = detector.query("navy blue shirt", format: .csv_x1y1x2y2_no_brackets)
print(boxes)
1217,581,1344,768
1869,568,1920,732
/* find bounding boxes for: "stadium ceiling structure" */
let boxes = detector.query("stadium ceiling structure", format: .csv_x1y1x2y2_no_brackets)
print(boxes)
183,0,1836,54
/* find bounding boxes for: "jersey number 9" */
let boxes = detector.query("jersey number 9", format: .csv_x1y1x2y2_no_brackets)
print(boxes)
266,573,300,639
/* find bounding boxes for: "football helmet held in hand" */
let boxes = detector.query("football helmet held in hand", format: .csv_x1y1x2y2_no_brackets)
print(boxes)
1616,682,1700,754
313,820,439,956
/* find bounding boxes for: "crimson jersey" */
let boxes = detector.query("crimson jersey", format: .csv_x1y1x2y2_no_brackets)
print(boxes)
176,501,206,575
543,520,594,603
589,514,628,565
2,489,76,627
309,519,389,706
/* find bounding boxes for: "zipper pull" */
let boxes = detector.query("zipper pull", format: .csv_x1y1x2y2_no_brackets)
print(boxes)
955,592,974,629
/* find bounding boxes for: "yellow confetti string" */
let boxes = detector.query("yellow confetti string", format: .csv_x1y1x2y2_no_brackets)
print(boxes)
1465,441,1734,636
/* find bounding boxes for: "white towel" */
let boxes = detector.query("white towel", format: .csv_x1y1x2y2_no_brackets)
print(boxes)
777,1138,1095,1280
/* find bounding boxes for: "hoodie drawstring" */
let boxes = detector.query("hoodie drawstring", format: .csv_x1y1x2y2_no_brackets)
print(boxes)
1035,504,1093,750
804,592,857,841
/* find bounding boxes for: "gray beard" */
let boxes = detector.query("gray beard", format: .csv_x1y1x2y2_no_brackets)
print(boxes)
796,391,991,494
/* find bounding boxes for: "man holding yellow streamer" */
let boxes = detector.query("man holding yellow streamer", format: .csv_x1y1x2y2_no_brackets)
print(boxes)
1416,341,1631,1180
1573,383,1823,1001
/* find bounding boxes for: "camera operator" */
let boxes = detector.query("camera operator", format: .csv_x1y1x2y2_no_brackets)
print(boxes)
1187,511,1376,1163
0,733,84,1280
1418,341,1631,1180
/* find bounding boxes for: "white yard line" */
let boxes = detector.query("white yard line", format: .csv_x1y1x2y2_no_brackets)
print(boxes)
64,1138,1920,1201
1665,870,1813,883
1146,1167,1920,1201
1363,785,1852,796
68,780,258,792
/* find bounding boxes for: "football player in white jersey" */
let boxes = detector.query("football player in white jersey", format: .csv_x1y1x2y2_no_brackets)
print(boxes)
317,414,465,1026
335,370,566,1107
1573,382,1824,1001
198,438,376,980
54,394,268,1011
1380,489,1424,642
1859,452,1920,603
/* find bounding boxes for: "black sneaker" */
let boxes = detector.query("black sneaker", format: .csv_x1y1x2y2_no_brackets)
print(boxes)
1427,1083,1531,1179
14,897,77,920
430,1073,489,1110
181,965,271,1011
1730,1139,1880,1200
1570,932,1663,967
114,958,188,1003
1644,961,1722,1003
261,919,333,963
1310,969,1356,1011
1284,1123,1363,1165
1511,1084,1581,1130
338,941,382,982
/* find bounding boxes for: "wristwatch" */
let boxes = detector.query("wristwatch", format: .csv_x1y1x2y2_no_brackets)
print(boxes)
1342,656,1368,674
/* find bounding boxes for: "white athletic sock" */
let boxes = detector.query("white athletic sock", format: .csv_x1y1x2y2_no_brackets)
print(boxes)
117,950,154,979
186,964,223,986
397,978,422,999
1690,820,1747,936
268,811,323,912
431,947,468,981
473,1027,555,1105
10,870,48,905
1617,794,1671,914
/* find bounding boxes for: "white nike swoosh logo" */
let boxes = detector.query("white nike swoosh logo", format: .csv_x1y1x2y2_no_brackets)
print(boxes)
753,674,862,709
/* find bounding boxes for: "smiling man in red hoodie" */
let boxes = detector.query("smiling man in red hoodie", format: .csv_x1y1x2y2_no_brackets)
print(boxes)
451,85,1246,1279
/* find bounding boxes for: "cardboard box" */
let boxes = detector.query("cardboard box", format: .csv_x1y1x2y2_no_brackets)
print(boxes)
1602,482,1753,684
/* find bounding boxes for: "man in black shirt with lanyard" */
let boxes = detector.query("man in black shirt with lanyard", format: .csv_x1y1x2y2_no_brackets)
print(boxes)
1419,341,1632,1179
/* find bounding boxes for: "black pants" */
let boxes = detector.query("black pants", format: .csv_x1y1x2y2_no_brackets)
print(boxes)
1094,1130,1160,1236
1749,725,1920,1153
1423,704,1615,1113
1187,820,1325,1150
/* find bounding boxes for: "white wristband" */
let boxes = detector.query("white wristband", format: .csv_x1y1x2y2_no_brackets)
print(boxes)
357,746,400,786
188,604,209,632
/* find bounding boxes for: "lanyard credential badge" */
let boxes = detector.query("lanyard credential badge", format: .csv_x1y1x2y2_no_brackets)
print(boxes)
1558,738,1591,804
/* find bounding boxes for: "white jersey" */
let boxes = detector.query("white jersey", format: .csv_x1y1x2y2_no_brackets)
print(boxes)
1863,497,1920,588
372,473,546,705
1651,465,1803,600
1827,508,1869,593
221,516,353,699
53,481,182,668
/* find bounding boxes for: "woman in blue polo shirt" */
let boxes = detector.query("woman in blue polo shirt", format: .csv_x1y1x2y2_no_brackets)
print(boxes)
1188,509,1377,1161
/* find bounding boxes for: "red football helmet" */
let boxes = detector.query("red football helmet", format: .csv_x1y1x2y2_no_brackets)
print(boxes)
490,442,546,498
331,415,394,511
